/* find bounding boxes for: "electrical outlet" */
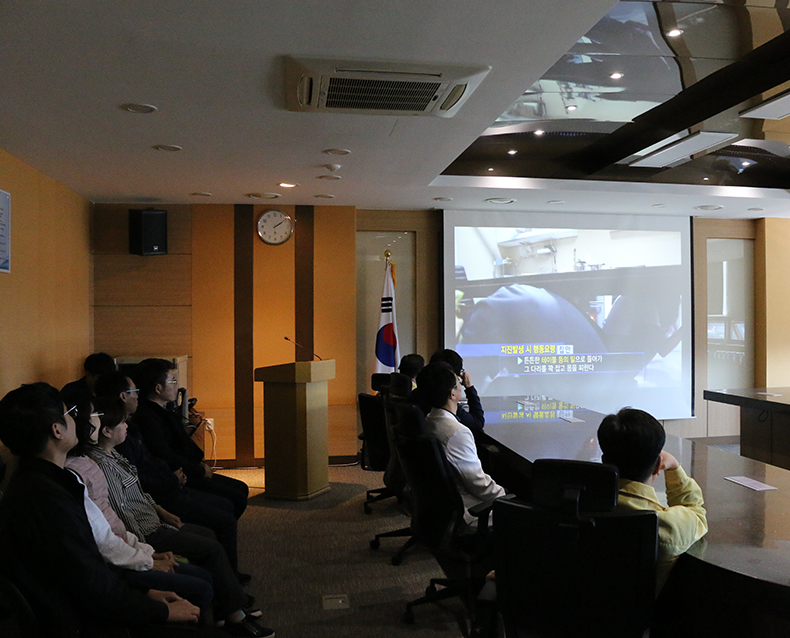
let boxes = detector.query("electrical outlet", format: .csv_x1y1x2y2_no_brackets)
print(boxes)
204,418,214,431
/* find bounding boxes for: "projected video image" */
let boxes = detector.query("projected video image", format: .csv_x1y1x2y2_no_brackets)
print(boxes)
448,222,691,419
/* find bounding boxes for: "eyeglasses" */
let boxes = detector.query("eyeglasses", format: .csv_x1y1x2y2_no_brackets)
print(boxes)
165,379,179,385
63,404,78,418
124,388,140,394
90,412,104,418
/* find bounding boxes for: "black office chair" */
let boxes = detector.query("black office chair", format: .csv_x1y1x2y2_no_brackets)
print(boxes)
0,573,39,638
369,374,421,565
358,392,395,514
393,401,495,629
492,459,658,638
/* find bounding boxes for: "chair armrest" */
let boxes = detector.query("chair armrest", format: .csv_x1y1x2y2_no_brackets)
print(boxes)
469,493,516,537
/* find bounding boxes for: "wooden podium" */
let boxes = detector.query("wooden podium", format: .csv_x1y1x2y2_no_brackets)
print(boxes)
254,360,335,500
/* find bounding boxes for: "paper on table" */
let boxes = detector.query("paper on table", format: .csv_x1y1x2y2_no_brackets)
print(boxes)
724,476,777,491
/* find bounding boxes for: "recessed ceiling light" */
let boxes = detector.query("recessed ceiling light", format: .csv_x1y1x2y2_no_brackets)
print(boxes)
189,192,212,197
548,200,564,204
507,149,518,155
434,197,453,202
666,29,684,38
323,148,351,155
566,105,578,112
609,72,624,80
534,129,545,136
261,193,281,199
152,144,182,152
318,174,341,180
651,204,667,208
741,161,752,167
322,164,342,172
703,177,710,181
487,167,495,172
246,193,263,199
121,103,158,114
314,194,335,199
694,205,724,211
748,207,764,211
485,197,516,204
278,182,298,188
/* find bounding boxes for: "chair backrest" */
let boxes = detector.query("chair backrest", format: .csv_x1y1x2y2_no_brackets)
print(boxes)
371,373,392,392
494,460,657,638
392,402,466,549
531,458,619,515
357,393,390,471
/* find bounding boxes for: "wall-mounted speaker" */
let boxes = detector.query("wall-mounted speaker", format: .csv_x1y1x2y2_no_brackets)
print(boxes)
129,209,168,256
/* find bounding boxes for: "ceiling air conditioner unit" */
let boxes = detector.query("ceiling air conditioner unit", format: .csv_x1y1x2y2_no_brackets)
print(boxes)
285,56,491,118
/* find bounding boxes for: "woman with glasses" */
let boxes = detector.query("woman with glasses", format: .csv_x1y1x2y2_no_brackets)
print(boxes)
63,394,216,618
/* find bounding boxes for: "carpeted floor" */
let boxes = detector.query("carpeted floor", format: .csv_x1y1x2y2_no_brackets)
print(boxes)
219,464,471,638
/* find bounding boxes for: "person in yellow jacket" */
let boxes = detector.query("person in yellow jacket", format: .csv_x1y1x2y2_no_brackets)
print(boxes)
598,407,708,593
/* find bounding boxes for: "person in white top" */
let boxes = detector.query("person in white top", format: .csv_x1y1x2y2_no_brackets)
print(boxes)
423,362,506,524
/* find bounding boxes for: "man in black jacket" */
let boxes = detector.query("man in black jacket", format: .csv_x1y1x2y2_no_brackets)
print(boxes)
131,359,249,519
0,382,220,637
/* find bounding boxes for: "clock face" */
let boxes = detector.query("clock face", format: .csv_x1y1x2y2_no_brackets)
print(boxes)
257,209,294,245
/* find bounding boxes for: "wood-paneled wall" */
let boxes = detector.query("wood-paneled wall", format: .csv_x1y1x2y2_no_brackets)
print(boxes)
93,202,358,464
92,204,193,358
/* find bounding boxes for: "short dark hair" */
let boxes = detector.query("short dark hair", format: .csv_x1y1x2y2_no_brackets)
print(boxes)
132,358,175,398
429,349,464,376
95,397,127,436
95,371,133,399
84,352,116,376
597,408,666,482
398,354,425,380
0,383,65,458
416,362,458,409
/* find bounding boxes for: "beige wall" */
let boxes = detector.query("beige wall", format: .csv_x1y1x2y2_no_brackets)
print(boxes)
0,148,92,395
756,217,790,387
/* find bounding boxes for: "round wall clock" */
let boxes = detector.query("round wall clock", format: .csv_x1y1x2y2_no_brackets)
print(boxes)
257,209,294,245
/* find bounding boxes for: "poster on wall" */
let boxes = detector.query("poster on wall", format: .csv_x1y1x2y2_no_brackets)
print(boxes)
0,189,8,273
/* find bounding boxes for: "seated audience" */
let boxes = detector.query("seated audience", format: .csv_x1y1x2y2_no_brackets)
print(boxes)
131,358,249,519
61,351,116,401
90,403,273,637
597,407,708,592
424,363,505,524
397,353,424,389
63,394,215,614
414,349,485,431
97,371,244,580
0,382,223,637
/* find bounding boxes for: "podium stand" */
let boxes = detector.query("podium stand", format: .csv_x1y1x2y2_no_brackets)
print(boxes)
254,360,335,500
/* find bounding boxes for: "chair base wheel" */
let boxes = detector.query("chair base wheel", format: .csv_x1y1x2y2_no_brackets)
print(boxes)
391,555,402,566
404,608,415,624
425,584,437,596
363,504,372,514
369,539,380,550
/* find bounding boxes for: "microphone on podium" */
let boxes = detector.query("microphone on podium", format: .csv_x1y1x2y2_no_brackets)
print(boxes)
284,336,323,361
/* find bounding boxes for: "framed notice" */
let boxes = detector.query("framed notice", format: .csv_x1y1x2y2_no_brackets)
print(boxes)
0,189,8,273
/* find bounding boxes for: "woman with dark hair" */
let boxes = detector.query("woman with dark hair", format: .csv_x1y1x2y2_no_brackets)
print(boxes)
64,395,216,616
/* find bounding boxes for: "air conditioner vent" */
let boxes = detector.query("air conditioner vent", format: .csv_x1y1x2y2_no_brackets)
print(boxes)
285,56,490,118
326,77,442,111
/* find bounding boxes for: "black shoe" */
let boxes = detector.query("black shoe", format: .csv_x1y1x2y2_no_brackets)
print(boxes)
223,617,274,637
237,571,252,586
245,594,256,608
